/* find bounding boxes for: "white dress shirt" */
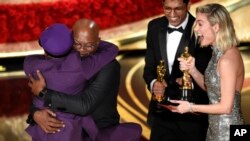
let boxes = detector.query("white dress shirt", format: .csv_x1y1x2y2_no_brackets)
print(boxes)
150,14,190,92
167,14,189,74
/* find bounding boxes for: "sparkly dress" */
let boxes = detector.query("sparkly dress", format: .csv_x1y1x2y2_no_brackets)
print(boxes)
204,47,244,141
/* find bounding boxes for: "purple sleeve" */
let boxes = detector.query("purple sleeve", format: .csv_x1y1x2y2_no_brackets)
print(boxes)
23,55,39,78
23,55,47,80
81,41,119,79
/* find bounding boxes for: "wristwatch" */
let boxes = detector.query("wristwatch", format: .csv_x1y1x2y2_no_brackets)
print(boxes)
38,88,47,99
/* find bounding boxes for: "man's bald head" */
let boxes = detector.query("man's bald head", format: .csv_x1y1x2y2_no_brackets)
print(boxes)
72,18,100,57
72,18,100,41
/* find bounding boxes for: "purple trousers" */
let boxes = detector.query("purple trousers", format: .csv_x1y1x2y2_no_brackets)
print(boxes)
26,112,98,141
85,122,142,141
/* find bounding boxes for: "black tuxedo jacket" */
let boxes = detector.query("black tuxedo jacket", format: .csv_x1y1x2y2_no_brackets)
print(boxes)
28,60,120,129
143,14,212,125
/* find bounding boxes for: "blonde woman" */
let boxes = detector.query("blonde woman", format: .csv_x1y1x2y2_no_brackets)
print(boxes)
169,3,245,141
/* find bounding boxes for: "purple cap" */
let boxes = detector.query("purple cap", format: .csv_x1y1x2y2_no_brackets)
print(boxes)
39,23,73,56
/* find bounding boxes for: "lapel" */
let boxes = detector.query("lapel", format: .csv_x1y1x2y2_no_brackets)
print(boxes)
159,27,170,76
175,14,195,61
159,14,195,77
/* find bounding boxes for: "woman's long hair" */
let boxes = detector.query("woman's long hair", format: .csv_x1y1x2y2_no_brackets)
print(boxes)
196,3,239,53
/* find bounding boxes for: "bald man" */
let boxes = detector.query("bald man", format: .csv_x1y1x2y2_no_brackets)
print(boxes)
27,19,142,141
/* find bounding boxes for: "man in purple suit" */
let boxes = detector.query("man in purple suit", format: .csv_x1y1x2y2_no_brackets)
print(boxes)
26,19,142,141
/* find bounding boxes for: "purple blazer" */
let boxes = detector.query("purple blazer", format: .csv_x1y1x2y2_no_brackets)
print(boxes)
24,41,118,141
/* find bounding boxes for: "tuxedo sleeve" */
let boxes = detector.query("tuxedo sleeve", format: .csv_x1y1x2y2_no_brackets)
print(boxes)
26,104,39,125
143,21,158,91
44,59,120,116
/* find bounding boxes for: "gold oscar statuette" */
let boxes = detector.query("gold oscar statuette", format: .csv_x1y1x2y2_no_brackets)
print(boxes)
179,47,193,101
153,60,166,102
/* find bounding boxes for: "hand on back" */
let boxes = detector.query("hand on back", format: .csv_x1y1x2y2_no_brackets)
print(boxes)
34,109,64,133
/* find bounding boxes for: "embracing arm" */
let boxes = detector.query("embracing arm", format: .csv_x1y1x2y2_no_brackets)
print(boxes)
81,41,119,78
27,59,120,131
26,104,39,125
45,59,120,115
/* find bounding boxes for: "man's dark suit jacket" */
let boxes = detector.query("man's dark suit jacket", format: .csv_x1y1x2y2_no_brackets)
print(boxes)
27,59,120,129
143,14,212,125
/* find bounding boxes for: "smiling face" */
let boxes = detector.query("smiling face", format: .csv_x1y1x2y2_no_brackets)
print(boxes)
163,0,190,26
193,12,219,47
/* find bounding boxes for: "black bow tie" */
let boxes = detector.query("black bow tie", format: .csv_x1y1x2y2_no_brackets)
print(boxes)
167,27,184,33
